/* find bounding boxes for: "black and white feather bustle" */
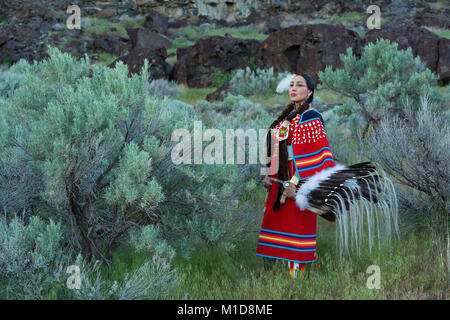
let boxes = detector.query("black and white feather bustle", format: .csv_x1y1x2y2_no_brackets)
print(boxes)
295,162,384,222
295,161,400,257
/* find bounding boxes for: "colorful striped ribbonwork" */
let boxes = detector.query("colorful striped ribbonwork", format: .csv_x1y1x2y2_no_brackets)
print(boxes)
293,146,335,180
258,229,316,252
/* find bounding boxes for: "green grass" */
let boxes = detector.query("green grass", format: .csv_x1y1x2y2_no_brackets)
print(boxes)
119,16,147,30
169,223,447,299
170,35,195,50
429,0,448,10
436,84,449,109
89,52,118,66
177,87,217,105
437,84,449,97
381,16,390,26
168,25,268,62
330,11,367,25
167,47,178,56
151,78,347,110
208,68,237,88
96,194,447,300
34,92,444,299
177,25,268,43
425,27,450,39
246,88,346,112
0,57,13,66
307,18,328,25
314,89,346,104
247,91,287,110
81,16,146,38
100,244,149,283
188,86,348,111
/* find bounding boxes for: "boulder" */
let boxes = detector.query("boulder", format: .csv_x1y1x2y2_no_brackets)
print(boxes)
93,38,110,52
64,32,129,58
245,10,265,25
176,46,194,61
108,47,171,80
437,38,449,84
64,39,88,58
97,8,117,19
168,18,188,29
255,24,362,83
365,22,448,83
198,15,228,27
413,6,450,29
172,35,261,87
262,14,285,34
205,81,232,102
126,27,172,51
143,9,169,34
0,22,49,65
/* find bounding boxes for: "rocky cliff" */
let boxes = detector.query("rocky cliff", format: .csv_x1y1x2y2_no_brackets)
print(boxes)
1,0,443,23
0,0,448,87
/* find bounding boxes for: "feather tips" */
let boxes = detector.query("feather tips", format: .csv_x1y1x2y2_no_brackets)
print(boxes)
295,162,384,219
276,74,297,93
295,164,348,210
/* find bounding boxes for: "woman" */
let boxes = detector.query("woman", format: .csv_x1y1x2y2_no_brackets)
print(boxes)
256,73,336,279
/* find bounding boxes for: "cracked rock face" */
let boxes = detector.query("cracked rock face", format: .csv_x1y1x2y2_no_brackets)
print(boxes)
0,0,448,85
0,20,50,65
255,24,363,84
108,47,171,80
127,0,383,22
127,27,171,51
172,35,261,87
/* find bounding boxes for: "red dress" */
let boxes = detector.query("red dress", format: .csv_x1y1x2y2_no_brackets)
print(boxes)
256,110,336,264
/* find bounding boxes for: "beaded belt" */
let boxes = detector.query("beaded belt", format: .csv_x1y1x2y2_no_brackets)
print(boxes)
268,147,296,190
269,177,290,189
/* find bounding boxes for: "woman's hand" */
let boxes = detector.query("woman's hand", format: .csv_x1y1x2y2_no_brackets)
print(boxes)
285,182,297,200
263,175,272,189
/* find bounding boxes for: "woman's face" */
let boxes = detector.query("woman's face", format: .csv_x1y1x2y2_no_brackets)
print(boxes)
289,75,312,104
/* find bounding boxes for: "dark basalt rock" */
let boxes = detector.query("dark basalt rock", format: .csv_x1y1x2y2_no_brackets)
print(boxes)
0,21,50,65
437,38,449,84
245,10,265,25
126,27,171,51
255,24,363,84
168,18,188,29
365,22,448,83
198,15,229,27
262,14,285,34
413,6,450,29
205,81,232,102
172,35,261,87
143,9,169,35
108,47,171,81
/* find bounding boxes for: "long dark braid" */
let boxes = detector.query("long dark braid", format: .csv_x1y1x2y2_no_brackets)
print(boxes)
269,102,295,129
266,102,293,163
267,101,311,211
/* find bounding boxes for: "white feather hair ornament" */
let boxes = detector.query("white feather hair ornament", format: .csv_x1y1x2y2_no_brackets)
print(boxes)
275,73,297,93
